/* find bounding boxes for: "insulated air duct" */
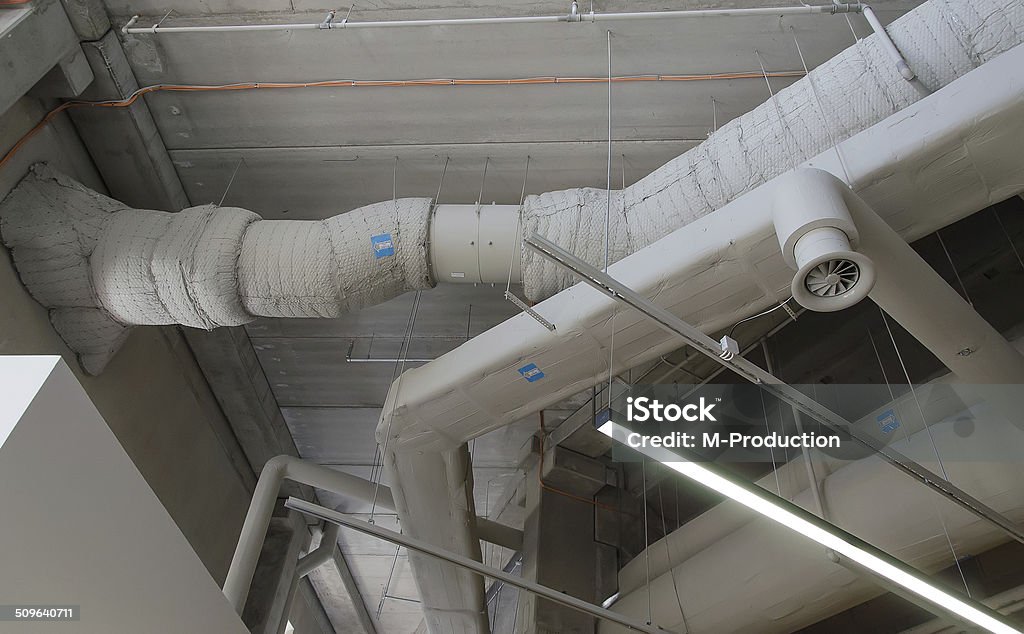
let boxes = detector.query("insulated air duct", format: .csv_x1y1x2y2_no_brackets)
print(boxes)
2,0,1024,631
374,37,1024,634
3,0,1021,377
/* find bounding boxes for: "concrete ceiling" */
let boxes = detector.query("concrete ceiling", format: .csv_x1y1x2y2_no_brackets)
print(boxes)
107,0,925,629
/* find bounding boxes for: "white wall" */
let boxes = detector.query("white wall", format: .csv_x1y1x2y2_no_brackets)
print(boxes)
0,356,249,633
0,95,253,583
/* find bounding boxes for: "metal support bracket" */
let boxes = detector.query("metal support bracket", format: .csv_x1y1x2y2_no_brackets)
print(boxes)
505,290,556,332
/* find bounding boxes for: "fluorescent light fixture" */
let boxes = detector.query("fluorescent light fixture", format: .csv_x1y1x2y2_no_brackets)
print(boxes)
597,419,1021,634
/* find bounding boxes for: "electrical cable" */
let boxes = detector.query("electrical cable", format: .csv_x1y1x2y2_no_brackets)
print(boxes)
879,307,973,598
728,297,794,339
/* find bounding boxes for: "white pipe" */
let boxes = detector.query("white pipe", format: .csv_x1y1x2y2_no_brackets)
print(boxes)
603,407,1024,633
284,497,662,634
222,455,397,613
429,204,522,284
295,522,340,578
221,455,521,614
122,4,858,35
863,5,917,81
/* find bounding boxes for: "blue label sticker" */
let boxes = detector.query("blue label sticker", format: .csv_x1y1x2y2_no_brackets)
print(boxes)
518,363,545,383
371,233,395,258
877,408,900,434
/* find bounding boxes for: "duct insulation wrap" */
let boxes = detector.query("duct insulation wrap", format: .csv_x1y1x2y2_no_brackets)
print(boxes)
0,165,435,372
377,15,1024,634
235,198,434,318
520,0,1024,302
92,197,434,323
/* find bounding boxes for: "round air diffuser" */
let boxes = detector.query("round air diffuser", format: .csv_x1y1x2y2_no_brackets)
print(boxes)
791,227,875,312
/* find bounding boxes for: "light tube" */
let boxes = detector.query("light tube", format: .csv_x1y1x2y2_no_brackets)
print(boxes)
597,419,1020,634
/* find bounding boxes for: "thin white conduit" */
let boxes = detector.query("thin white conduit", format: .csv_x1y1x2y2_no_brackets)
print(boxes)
122,4,861,34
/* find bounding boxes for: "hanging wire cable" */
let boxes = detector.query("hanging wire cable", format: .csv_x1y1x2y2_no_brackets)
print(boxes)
792,32,854,185
755,50,805,163
477,156,490,204
936,230,973,306
844,13,861,40
879,307,973,597
377,543,404,616
642,460,653,626
993,208,1024,271
604,30,614,273
759,389,783,495
605,30,617,403
506,155,531,295
867,329,913,446
369,159,444,523
217,157,245,207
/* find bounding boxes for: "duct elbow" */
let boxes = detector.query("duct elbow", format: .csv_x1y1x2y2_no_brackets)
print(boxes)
772,169,876,312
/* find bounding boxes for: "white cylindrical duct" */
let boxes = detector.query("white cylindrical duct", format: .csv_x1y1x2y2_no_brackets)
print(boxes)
603,411,1024,634
429,203,522,284
771,168,875,312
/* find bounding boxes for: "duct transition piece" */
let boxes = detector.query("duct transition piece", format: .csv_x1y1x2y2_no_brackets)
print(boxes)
772,168,876,312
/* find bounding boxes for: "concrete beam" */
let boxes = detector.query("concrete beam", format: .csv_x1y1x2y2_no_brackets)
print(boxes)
59,0,110,40
71,30,188,210
243,511,308,634
0,0,89,115
306,547,378,633
30,47,94,98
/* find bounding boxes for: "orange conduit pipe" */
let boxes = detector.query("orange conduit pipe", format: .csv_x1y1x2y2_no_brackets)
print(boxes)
0,70,804,171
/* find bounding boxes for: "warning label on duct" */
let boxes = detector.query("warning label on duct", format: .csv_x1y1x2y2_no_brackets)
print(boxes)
518,363,545,383
877,409,900,434
371,233,396,258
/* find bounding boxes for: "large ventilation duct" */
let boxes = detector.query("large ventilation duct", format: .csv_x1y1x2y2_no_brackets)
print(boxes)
1,0,1022,630
0,176,520,373
3,0,1022,377
609,366,1024,629
374,39,1024,634
603,394,1024,634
